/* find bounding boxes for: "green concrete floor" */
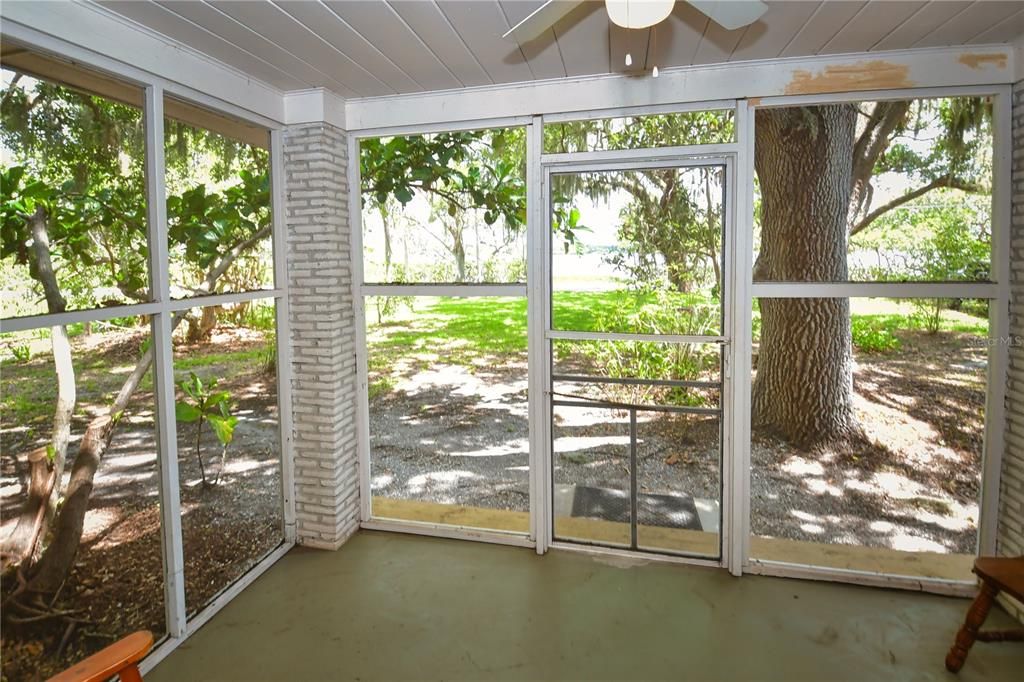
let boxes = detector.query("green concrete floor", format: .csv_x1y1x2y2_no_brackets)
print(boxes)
149,531,1023,681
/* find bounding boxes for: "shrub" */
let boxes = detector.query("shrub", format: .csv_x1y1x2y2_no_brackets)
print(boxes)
9,343,31,362
563,288,720,406
851,316,903,353
175,372,238,487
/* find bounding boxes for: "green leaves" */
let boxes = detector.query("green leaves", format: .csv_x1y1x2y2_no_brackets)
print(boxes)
359,129,526,232
175,401,202,423
1,165,54,263
165,173,270,277
175,371,238,447
207,409,238,448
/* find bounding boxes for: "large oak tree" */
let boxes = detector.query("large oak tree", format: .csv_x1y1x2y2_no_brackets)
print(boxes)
752,99,989,446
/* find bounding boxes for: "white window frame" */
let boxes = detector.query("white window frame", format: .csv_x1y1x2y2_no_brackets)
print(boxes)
350,86,1010,596
740,85,1011,597
0,37,295,673
349,119,536,550
351,105,747,568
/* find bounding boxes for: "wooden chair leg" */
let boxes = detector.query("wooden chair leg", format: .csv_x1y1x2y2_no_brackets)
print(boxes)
946,581,999,673
118,665,143,682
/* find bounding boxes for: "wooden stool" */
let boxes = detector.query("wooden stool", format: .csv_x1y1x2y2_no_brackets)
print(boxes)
47,630,154,682
945,557,1024,673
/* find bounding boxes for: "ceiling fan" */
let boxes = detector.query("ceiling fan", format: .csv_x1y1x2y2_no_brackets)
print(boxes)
503,0,769,42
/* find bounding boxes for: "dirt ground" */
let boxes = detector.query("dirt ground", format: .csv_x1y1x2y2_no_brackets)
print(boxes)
370,327,985,556
1,327,283,681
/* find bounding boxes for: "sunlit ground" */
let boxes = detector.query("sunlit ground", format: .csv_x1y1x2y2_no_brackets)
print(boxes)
365,294,986,565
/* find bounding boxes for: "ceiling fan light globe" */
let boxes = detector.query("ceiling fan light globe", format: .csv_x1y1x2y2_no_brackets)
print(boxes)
606,0,675,30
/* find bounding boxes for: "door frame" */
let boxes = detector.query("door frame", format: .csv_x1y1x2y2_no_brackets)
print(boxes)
531,144,744,573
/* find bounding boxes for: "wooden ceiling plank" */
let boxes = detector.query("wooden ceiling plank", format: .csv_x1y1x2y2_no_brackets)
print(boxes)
729,1,819,62
820,1,926,55
551,1,610,77
322,0,463,92
277,1,421,94
155,0,358,96
609,23,651,73
207,0,393,96
95,0,306,91
388,0,493,87
780,0,866,57
691,14,746,65
914,1,1022,48
968,7,1024,44
651,2,708,68
435,0,535,84
872,1,972,51
499,0,567,81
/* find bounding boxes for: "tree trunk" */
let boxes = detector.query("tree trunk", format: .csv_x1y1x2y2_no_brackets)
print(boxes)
27,342,158,594
1,447,54,569
378,202,393,281
752,105,858,446
3,208,77,567
44,326,75,523
26,224,271,596
186,305,218,343
452,228,466,283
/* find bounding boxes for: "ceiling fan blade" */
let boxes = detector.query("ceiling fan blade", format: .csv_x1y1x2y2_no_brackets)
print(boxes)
686,0,768,30
502,0,588,42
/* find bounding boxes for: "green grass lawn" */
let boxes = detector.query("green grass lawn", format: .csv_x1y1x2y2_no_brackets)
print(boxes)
2,293,989,428
366,292,988,358
0,330,273,432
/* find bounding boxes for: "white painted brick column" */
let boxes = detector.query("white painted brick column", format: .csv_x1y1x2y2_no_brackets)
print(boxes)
282,122,360,549
998,80,1024,620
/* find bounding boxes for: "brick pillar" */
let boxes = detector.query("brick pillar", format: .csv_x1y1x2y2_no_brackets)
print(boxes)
282,122,359,549
1000,81,1024,620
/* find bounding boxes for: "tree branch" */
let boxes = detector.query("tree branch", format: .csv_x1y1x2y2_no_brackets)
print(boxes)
849,175,985,236
850,101,911,221
1,73,23,110
187,223,272,297
27,206,67,314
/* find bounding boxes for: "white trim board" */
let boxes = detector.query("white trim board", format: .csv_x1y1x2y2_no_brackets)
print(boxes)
344,44,1015,131
0,1,285,125
283,88,346,130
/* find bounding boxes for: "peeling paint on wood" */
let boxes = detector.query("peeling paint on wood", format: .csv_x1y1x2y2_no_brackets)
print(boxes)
958,53,1008,70
748,97,762,107
784,61,913,95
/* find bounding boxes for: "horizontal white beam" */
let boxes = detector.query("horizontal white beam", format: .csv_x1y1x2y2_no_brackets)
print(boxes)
0,289,281,334
547,330,726,345
361,519,533,548
167,288,281,312
1,1,284,126
752,84,1006,110
751,281,999,300
1,302,162,334
744,559,974,598
542,99,737,124
543,145,735,167
361,284,526,297
345,45,1014,132
350,116,534,140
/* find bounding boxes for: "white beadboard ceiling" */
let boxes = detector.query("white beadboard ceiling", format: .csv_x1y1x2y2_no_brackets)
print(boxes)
94,0,1024,98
